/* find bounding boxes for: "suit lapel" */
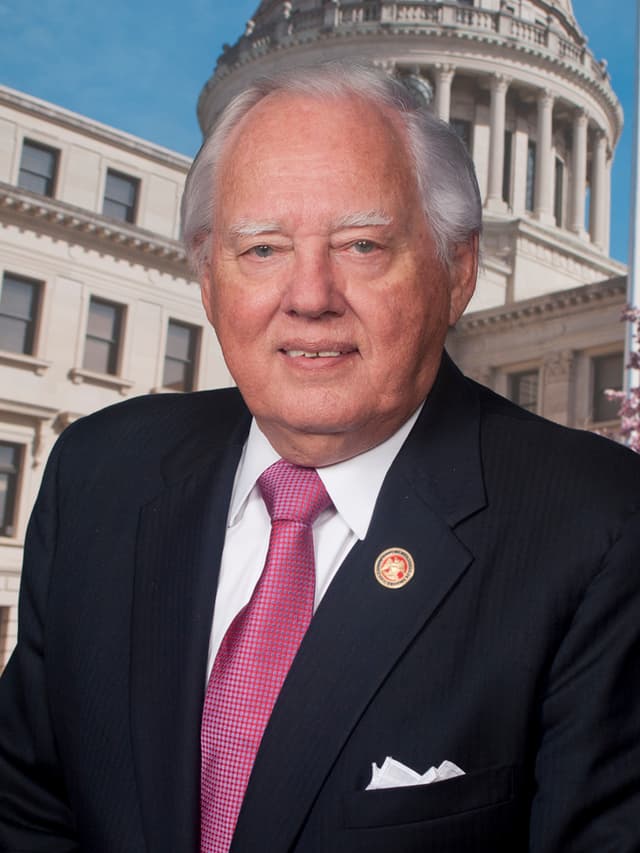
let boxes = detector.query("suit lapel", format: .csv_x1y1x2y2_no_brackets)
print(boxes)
130,402,249,853
232,356,487,852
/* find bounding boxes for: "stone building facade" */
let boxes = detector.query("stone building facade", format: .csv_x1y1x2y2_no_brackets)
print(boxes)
0,0,631,665
0,86,231,665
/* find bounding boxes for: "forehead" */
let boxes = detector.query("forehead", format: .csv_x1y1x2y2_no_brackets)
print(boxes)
215,91,420,223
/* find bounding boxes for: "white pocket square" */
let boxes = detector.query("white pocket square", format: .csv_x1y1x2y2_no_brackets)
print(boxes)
366,757,465,790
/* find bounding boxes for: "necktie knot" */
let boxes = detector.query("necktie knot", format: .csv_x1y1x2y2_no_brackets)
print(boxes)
259,459,331,526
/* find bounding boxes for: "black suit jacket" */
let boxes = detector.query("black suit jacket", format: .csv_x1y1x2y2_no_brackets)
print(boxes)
1,355,640,852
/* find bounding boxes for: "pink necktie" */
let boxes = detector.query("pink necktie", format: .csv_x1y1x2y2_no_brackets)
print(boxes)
200,460,331,853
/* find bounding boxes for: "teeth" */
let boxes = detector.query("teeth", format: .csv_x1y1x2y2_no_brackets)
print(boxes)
285,350,343,358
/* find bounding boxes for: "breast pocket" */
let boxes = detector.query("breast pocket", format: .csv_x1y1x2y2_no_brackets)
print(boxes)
344,765,516,829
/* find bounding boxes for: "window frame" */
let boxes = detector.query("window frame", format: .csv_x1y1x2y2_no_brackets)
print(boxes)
554,156,564,227
102,168,140,224
82,296,125,376
0,272,42,357
162,319,201,392
525,139,536,213
18,138,59,198
590,351,624,424
502,129,513,205
0,441,23,539
508,369,540,414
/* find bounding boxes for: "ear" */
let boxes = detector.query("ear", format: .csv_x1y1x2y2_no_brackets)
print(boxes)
199,266,216,327
448,234,479,326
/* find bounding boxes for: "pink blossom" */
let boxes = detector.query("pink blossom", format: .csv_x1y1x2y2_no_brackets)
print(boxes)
602,306,640,453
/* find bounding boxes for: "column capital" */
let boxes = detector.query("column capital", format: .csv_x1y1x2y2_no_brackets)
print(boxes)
537,88,555,108
435,63,456,79
374,58,396,73
490,73,511,92
573,107,588,126
593,126,608,144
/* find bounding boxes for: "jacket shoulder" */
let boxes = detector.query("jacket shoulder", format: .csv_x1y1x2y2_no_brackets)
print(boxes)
471,379,640,508
64,387,246,449
48,388,249,497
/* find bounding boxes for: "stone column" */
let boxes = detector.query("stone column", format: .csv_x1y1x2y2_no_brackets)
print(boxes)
590,129,608,250
434,64,455,123
534,89,555,225
569,108,588,238
486,74,510,212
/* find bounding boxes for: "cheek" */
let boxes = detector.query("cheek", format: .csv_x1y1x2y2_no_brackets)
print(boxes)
209,278,268,343
367,281,449,374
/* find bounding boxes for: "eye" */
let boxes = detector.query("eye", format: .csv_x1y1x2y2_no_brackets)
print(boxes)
351,240,378,254
246,244,274,258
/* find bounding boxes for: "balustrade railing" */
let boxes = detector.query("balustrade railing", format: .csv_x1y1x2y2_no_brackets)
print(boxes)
395,4,440,23
510,17,547,46
456,6,496,30
218,1,602,84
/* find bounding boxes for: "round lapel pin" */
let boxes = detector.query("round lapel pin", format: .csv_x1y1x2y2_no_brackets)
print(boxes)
374,548,415,589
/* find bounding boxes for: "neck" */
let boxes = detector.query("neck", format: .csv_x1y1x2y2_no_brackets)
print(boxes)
255,414,416,468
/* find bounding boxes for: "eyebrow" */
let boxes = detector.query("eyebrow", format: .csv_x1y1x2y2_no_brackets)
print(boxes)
332,210,393,229
227,210,393,239
228,220,282,238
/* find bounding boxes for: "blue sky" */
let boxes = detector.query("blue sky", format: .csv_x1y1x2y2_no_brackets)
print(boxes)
1,0,636,262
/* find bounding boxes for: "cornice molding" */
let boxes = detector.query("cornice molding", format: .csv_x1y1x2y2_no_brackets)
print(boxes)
0,85,192,173
482,215,626,276
0,183,193,279
456,276,627,335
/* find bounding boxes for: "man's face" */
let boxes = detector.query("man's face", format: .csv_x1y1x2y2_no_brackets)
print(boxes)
200,92,477,466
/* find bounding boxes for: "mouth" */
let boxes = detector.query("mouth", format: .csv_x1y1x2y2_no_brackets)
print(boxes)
283,349,347,359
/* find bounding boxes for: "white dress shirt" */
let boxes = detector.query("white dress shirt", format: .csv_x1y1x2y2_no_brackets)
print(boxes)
206,407,422,679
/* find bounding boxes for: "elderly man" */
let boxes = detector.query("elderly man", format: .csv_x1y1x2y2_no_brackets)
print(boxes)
1,64,639,853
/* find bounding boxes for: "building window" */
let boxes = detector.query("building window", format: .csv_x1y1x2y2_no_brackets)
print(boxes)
362,2,379,21
450,119,472,153
0,273,41,355
525,140,536,212
502,130,513,204
509,370,539,413
554,157,564,226
102,169,139,223
18,139,58,197
0,606,10,665
163,320,199,391
83,297,124,375
0,442,22,537
585,184,591,232
592,353,623,423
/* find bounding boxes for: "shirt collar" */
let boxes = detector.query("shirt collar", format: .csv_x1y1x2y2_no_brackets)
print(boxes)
227,405,423,539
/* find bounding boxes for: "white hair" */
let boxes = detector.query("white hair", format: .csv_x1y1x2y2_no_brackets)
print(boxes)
181,62,481,277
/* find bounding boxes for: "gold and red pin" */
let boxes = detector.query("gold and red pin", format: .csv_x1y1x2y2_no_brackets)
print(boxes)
374,548,415,589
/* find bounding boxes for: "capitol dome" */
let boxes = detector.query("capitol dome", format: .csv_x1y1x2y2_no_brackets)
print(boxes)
197,0,624,310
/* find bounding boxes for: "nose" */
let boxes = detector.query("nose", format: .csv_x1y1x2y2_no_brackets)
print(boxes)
281,247,345,318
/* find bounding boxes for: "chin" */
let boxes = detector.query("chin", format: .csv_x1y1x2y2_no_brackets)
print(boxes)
279,413,354,437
